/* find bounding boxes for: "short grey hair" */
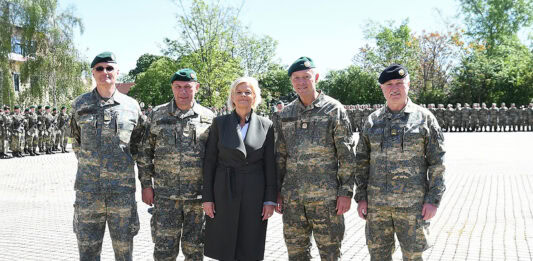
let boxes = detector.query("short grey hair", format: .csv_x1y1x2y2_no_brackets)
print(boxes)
226,76,262,110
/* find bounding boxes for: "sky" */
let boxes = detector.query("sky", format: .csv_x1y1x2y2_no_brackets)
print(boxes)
60,0,464,76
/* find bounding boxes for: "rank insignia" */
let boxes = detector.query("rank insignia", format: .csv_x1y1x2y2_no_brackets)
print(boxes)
391,129,397,136
304,61,311,68
302,122,308,129
398,69,405,76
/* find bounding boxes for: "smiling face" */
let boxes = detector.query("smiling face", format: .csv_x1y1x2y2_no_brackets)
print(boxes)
171,81,199,110
92,62,118,88
290,69,319,100
380,77,410,111
231,82,255,112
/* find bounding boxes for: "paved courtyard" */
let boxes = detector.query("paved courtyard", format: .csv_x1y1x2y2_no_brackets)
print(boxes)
0,132,532,260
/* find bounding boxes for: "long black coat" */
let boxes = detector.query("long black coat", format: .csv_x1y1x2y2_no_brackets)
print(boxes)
202,111,277,261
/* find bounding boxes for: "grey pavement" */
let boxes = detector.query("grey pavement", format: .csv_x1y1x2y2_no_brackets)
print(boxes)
0,132,532,260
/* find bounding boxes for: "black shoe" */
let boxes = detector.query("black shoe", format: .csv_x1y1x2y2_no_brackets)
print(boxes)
46,149,51,155
33,149,40,156
24,148,29,154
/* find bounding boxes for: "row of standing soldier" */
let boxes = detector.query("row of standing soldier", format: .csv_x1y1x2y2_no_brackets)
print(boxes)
0,105,70,159
346,102,533,132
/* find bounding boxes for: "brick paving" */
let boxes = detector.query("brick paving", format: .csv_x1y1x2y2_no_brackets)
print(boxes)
0,132,531,260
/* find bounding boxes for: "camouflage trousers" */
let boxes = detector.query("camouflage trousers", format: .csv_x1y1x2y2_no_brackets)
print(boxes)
58,128,68,148
25,129,38,150
38,130,46,150
366,205,429,261
10,132,24,152
151,197,204,261
0,133,7,153
73,191,140,261
282,198,344,261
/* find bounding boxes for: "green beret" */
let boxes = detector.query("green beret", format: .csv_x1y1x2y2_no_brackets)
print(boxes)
45,105,50,109
52,107,57,111
288,56,316,76
91,51,117,68
30,105,35,109
24,108,29,112
379,64,408,84
3,106,9,110
170,68,197,83
61,106,66,109
37,105,42,109
14,105,19,109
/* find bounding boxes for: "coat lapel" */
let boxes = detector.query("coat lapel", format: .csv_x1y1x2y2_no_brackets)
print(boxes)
244,113,267,152
221,111,247,158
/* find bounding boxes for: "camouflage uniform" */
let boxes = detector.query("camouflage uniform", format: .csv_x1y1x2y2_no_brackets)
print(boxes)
37,109,46,152
43,111,56,153
275,91,355,261
137,100,214,261
528,104,533,131
435,105,445,131
478,104,489,132
444,105,454,132
10,111,25,156
354,105,364,132
355,98,446,261
70,88,144,261
57,110,70,152
470,104,479,131
508,104,519,131
461,104,471,131
25,110,39,155
499,103,508,131
454,104,462,131
1,111,12,156
489,104,499,131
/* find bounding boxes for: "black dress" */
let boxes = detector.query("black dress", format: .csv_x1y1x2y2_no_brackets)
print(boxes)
202,111,277,260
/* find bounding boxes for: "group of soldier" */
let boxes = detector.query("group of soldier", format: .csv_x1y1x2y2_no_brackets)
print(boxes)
0,104,70,159
346,102,533,133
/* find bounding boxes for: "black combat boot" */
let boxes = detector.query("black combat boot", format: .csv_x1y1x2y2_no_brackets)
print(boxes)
29,149,35,156
33,148,39,155
24,148,29,154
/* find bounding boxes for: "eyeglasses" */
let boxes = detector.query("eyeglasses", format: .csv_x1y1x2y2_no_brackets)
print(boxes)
95,66,115,72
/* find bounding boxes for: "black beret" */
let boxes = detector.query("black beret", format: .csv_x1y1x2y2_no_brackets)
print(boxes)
378,64,409,84
288,56,316,76
91,51,117,68
170,68,197,83
45,105,50,109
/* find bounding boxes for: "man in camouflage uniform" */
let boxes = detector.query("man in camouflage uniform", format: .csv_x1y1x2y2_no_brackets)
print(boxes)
137,69,214,261
42,105,56,154
37,105,47,152
528,103,533,132
499,102,508,132
274,57,355,261
57,106,70,153
24,105,39,156
470,103,479,132
1,106,12,158
454,103,462,132
355,64,446,261
10,105,25,158
354,104,364,132
508,103,519,131
444,104,454,132
70,52,144,260
435,104,445,131
489,103,499,132
461,103,471,132
479,103,489,132
51,107,60,151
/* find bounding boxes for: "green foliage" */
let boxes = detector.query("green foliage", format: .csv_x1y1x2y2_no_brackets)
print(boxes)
257,64,294,103
459,0,533,54
127,53,162,81
237,34,278,77
318,65,383,105
129,57,179,106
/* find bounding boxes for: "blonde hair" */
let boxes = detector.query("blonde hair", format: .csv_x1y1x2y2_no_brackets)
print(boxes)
226,76,262,110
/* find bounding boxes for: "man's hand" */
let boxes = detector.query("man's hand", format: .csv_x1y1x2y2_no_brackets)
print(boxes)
142,187,154,206
203,202,216,218
262,205,275,221
275,193,283,214
336,196,352,215
422,203,437,220
357,200,367,220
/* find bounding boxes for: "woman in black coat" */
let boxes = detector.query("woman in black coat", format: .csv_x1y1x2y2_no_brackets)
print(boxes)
202,77,277,261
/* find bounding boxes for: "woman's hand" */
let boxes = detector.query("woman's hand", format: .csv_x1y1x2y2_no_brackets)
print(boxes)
203,202,216,218
262,205,275,220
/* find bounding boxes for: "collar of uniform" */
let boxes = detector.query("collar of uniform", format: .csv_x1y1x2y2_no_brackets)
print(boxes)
92,87,124,106
169,99,198,119
296,90,325,111
383,98,415,119
232,109,252,123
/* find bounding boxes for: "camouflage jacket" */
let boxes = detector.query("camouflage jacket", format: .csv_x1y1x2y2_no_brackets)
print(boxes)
137,100,214,200
11,113,25,133
37,111,46,131
44,112,56,131
479,107,489,121
58,112,70,130
70,88,144,193
274,91,356,201
1,113,12,136
354,99,446,208
26,112,39,131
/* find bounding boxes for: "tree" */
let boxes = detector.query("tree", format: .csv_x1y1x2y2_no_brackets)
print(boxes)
236,34,278,77
459,0,533,54
129,57,179,106
127,53,162,81
257,64,294,103
318,65,383,105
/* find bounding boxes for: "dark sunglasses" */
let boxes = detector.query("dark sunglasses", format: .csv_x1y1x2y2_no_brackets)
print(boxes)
95,66,115,72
